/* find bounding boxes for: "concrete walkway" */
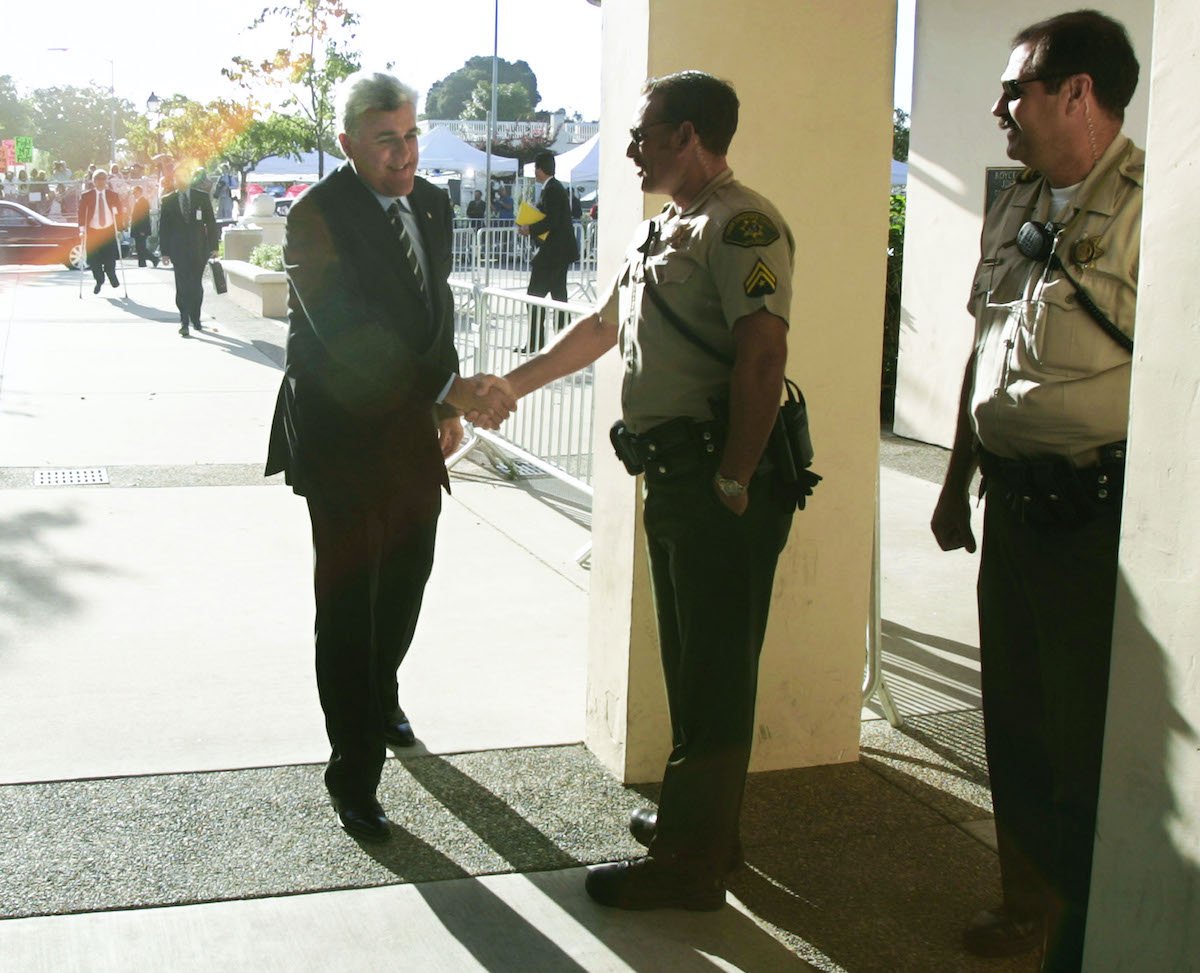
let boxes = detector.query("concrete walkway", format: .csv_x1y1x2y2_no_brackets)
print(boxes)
0,263,1030,972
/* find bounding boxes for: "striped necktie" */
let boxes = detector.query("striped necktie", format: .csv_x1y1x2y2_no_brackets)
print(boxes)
387,200,426,298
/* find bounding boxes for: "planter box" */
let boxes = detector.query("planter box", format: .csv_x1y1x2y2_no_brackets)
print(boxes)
221,227,263,261
221,259,288,319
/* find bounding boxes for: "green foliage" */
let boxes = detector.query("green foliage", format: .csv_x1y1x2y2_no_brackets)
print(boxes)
425,57,540,120
893,108,910,163
461,81,535,122
881,190,906,425
250,243,285,272
22,85,137,169
0,75,32,141
223,0,362,178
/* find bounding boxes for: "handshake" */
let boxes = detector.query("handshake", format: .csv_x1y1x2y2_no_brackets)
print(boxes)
445,373,517,430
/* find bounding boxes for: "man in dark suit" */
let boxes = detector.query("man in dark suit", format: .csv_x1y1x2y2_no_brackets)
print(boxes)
159,163,219,336
77,170,124,294
128,187,158,268
517,151,580,352
265,71,514,844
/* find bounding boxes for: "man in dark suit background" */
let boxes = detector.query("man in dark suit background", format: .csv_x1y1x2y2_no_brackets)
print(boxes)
128,186,158,268
517,151,580,352
159,162,219,337
265,71,514,843
77,169,124,294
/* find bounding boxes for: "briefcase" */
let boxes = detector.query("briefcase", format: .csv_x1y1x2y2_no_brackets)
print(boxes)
209,259,228,295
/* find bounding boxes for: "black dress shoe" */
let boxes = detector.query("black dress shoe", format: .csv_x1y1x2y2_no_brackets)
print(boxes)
585,856,725,911
109,277,120,288
383,714,415,748
628,808,743,873
93,282,103,294
330,795,390,843
179,325,190,337
192,321,203,332
963,907,1044,957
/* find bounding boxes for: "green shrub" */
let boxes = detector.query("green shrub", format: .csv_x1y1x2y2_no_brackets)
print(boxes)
249,244,285,272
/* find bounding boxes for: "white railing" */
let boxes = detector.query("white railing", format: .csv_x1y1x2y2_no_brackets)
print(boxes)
447,223,599,300
451,282,596,493
423,119,599,145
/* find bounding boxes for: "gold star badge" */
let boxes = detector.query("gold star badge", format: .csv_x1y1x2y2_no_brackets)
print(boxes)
1070,235,1106,268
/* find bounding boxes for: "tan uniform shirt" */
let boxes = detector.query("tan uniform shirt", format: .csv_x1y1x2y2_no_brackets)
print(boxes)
597,169,795,433
968,134,1143,465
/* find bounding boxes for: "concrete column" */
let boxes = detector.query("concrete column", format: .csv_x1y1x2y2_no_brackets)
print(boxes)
1085,0,1200,964
588,0,896,782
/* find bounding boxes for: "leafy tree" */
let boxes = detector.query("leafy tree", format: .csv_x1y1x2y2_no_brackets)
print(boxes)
461,81,535,122
25,85,136,170
223,0,362,178
893,108,910,162
425,57,539,120
0,75,32,142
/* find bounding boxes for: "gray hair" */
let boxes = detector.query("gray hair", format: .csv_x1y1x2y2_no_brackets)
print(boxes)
338,72,418,137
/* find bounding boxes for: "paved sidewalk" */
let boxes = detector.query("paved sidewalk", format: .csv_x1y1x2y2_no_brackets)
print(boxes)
0,264,1029,972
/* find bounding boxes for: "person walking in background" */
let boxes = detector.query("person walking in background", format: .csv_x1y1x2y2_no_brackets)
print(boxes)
214,163,235,220
465,189,486,225
930,12,1143,969
570,186,584,220
158,162,218,336
515,151,579,353
78,169,124,294
128,186,158,268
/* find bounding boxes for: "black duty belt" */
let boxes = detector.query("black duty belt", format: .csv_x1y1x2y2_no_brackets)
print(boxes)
977,442,1126,528
611,416,721,481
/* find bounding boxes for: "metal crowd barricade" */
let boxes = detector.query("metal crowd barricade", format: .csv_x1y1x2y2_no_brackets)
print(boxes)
449,281,596,502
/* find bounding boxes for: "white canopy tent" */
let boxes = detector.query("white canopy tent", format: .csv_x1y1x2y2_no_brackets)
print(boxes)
522,132,599,183
246,150,343,182
417,126,518,174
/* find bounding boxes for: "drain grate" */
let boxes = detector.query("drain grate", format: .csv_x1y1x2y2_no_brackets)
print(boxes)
34,467,110,487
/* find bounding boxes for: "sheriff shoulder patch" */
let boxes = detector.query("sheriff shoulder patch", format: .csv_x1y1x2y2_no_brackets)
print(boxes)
723,210,780,249
744,259,777,297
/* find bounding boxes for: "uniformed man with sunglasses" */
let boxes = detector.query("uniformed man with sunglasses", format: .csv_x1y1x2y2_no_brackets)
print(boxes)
931,11,1143,969
504,69,797,911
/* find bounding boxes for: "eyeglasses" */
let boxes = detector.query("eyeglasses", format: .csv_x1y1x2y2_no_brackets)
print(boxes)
628,120,677,146
1001,76,1050,100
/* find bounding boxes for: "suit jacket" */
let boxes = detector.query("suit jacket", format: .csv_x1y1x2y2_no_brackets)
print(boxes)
77,188,124,242
130,197,152,237
265,165,460,509
159,188,218,265
529,177,580,265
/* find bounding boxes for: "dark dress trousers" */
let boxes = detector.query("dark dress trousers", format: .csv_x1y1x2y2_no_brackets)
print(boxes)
525,177,581,348
159,188,219,326
265,165,460,802
77,187,124,286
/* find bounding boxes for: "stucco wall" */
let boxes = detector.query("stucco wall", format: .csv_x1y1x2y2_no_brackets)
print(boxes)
1085,0,1200,963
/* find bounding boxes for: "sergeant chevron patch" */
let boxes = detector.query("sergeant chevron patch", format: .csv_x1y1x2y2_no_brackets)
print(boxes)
744,259,777,297
723,210,780,248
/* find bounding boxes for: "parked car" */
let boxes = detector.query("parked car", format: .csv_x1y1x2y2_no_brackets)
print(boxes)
0,200,84,269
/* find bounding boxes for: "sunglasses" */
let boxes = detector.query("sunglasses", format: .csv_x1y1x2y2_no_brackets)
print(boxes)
628,120,678,146
1001,76,1051,100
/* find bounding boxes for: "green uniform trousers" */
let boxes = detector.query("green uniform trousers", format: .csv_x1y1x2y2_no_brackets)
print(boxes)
643,467,794,872
978,495,1120,972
